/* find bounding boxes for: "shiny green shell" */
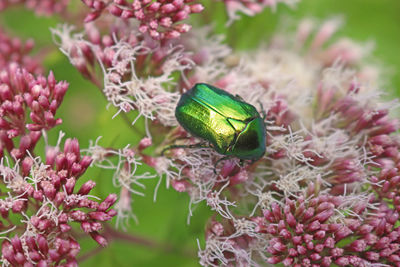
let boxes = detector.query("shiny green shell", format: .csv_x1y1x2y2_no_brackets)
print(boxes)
175,83,266,161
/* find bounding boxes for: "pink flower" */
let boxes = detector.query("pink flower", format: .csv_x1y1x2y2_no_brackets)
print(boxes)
0,138,117,266
0,0,70,16
223,0,299,24
82,0,204,40
0,65,68,159
50,6,400,266
259,198,400,266
0,27,41,74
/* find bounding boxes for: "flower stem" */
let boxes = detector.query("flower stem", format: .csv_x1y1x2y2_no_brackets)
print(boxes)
77,225,197,263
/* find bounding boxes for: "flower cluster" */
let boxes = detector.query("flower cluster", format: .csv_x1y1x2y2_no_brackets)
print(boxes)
256,185,400,266
0,0,69,16
49,1,400,266
0,136,117,266
222,0,299,24
52,21,195,125
0,65,68,159
149,19,399,266
82,0,204,40
198,182,400,267
84,137,154,228
0,27,41,74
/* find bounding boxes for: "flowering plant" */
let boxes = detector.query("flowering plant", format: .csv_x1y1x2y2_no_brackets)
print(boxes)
1,0,400,266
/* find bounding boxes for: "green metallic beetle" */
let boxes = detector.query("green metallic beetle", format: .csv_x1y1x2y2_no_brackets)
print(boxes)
174,83,266,161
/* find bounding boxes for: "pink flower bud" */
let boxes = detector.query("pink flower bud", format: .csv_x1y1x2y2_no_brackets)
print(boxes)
0,84,12,101
365,251,379,261
389,254,400,262
279,229,291,239
12,101,24,115
314,230,326,240
138,137,152,150
272,240,286,252
89,211,112,221
56,154,67,170
190,4,204,13
109,5,123,16
335,257,349,266
271,202,283,220
288,248,297,257
171,179,191,192
12,200,25,213
70,163,82,176
174,23,191,33
81,222,92,233
230,170,248,185
297,245,306,255
44,111,56,126
80,156,93,170
149,29,161,39
307,220,321,231
22,156,33,176
64,138,80,158
349,239,366,252
282,257,293,266
84,11,101,23
310,253,321,261
54,81,68,102
90,232,108,247
292,236,302,245
285,211,297,228
98,194,117,211
60,223,72,232
15,252,26,264
161,3,176,13
48,249,60,262
148,2,161,11
149,20,158,30
375,236,390,249
29,251,41,262
314,209,333,223
335,226,352,241
121,9,134,18
38,95,49,109
41,181,56,199
78,180,96,195
26,124,42,131
303,235,313,244
38,260,49,267
11,235,23,252
173,10,189,22
70,210,87,221
331,248,344,257
267,256,282,264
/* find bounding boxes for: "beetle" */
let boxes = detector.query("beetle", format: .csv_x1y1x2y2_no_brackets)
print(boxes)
173,83,266,162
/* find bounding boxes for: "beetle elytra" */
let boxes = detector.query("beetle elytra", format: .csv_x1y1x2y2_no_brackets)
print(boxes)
174,83,266,161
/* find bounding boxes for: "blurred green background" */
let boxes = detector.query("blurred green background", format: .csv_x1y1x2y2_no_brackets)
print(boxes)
1,0,400,266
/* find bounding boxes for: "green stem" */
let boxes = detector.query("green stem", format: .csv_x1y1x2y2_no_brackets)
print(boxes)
77,225,197,263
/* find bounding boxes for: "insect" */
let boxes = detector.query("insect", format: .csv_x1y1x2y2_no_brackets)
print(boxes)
173,83,266,162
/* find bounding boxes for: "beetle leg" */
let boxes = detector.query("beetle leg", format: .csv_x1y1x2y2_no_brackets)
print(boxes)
235,94,245,101
257,100,267,121
239,159,245,167
169,136,192,144
160,142,209,156
213,156,233,174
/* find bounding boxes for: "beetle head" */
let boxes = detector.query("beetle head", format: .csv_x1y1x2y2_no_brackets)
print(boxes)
230,117,266,161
